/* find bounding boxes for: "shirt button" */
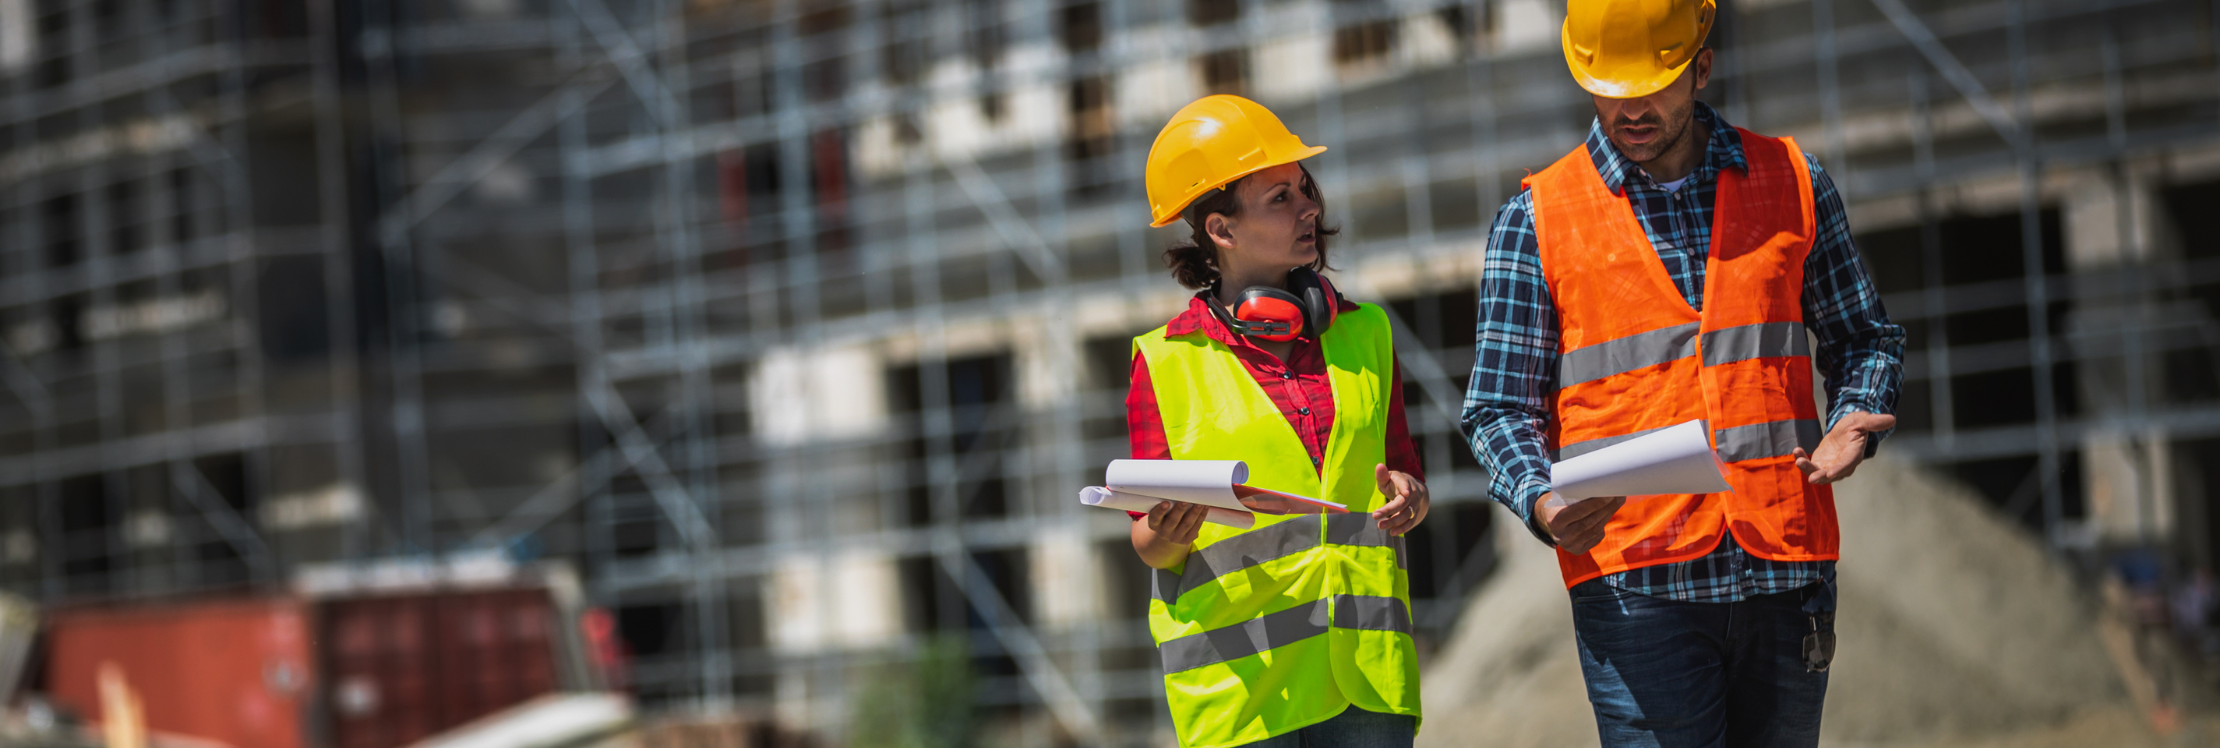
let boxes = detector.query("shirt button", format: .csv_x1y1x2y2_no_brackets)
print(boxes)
1312,455,1321,465
1280,371,1293,380
1297,406,1310,415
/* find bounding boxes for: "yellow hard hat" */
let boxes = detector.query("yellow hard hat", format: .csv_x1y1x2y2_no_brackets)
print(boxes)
1143,95,1327,228
1562,0,1716,99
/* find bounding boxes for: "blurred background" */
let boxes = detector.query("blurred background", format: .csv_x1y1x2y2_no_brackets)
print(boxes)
1,0,2219,746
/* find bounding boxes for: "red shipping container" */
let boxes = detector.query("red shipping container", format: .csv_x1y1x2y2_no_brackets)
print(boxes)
323,589,560,748
46,585,566,748
46,597,315,748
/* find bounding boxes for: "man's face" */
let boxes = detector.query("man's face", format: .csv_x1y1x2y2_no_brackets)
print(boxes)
1591,48,1714,165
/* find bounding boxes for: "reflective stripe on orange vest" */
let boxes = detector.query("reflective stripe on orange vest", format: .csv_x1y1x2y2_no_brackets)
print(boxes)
1526,127,1838,588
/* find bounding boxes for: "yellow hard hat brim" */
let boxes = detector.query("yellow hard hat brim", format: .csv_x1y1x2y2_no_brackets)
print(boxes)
1146,144,1328,228
1562,21,1695,100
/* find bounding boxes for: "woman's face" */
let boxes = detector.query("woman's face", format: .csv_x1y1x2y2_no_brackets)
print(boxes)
1205,162,1323,275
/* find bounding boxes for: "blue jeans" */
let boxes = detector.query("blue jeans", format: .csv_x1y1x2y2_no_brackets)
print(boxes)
1241,706,1416,748
1570,579,1832,748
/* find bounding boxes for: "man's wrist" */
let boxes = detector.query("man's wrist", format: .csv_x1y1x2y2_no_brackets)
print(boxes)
1832,406,1893,458
1517,478,1557,546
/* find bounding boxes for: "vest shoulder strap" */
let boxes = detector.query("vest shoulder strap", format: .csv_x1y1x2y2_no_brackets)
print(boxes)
1721,127,1815,245
1522,145,1605,201
1322,303,1390,354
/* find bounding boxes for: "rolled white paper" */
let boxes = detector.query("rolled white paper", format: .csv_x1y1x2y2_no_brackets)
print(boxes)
1103,459,1250,512
1548,420,1732,507
1078,486,1255,529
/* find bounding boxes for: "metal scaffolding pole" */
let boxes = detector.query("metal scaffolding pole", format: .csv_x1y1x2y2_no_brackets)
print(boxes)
2007,0,2066,545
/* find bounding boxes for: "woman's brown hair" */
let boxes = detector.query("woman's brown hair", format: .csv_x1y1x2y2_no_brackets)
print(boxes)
1162,163,1339,289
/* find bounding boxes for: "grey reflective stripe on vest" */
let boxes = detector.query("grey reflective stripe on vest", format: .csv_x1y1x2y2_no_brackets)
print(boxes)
1326,513,1387,547
1557,322,1700,388
1701,322,1811,367
1150,567,1182,606
1331,594,1413,633
1714,419,1823,463
1157,599,1332,673
1326,513,1408,569
1553,423,1679,462
1152,515,1324,606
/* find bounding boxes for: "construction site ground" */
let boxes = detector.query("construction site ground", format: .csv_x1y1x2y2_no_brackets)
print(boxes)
1419,458,2220,748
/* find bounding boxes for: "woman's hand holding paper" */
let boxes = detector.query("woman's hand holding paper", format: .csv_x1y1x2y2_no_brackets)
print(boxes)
1131,500,1210,570
1147,500,1209,544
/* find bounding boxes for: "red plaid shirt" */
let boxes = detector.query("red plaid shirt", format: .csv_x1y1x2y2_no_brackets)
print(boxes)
1125,295,1423,518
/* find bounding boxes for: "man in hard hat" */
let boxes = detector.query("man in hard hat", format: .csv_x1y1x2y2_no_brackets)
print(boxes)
1459,0,1904,745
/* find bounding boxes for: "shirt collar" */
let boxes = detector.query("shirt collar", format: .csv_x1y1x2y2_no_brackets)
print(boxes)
1163,294,1224,341
1583,101,1747,195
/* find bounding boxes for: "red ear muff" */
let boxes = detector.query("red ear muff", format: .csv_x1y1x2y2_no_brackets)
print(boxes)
1232,291,1306,342
1204,269,1343,342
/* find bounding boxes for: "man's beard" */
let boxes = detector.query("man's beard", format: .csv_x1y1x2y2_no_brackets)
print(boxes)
1607,103,1694,165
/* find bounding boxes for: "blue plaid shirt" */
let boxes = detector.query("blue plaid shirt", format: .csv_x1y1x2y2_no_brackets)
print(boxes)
1460,103,1905,603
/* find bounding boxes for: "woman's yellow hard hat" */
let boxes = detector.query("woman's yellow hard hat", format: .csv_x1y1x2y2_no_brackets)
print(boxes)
1562,0,1715,99
1143,95,1327,228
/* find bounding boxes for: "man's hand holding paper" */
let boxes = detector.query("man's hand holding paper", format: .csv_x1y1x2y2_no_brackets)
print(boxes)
1538,493,1625,554
1539,420,1733,554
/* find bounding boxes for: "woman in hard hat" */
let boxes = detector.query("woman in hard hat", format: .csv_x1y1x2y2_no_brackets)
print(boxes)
1124,94,1428,748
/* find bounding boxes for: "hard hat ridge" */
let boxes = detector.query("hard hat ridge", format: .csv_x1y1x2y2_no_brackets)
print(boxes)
1562,0,1715,99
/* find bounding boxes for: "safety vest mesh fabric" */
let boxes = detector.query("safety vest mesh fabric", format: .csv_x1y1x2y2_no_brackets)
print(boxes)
1525,128,1838,589
1131,304,1421,748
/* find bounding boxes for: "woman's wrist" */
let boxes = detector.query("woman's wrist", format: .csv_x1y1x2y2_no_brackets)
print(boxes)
1140,544,1191,570
1133,522,1194,570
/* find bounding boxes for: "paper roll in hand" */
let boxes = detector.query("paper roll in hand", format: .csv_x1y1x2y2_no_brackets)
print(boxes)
1079,486,1255,529
1548,420,1731,507
1078,459,1347,528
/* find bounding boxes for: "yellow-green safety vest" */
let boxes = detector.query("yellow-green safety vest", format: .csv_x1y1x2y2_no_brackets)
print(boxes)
1131,303,1421,748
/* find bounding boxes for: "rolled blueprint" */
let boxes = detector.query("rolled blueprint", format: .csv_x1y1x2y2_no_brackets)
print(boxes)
1104,459,1250,509
1079,486,1255,529
1547,420,1731,506
1080,459,1345,528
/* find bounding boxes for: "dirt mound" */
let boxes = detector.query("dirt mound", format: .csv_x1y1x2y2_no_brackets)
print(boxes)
1417,459,2135,747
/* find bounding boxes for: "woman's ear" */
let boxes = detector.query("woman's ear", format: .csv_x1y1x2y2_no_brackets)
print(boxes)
1204,212,1237,252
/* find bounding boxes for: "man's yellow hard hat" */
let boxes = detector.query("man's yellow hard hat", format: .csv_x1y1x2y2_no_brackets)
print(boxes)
1562,0,1716,99
1143,95,1327,228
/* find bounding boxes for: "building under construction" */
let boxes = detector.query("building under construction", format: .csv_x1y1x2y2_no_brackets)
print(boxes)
3,0,2219,744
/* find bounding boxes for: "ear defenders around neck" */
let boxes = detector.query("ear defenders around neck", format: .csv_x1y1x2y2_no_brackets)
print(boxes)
1207,267,1342,342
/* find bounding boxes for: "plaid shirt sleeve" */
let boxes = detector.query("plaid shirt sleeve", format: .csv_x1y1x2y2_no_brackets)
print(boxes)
1801,155,1907,447
1459,191,1560,545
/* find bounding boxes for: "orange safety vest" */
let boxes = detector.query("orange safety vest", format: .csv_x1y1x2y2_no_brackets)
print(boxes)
1526,127,1836,588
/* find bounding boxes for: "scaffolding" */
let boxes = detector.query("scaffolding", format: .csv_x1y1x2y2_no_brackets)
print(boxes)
5,0,2220,745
